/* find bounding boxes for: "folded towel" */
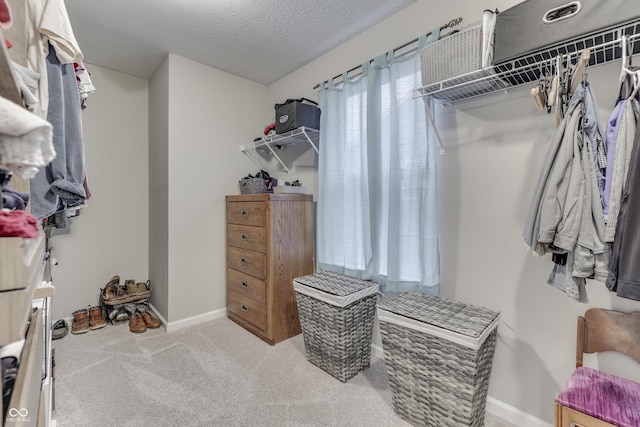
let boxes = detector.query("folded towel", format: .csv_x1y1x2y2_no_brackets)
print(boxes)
0,95,55,179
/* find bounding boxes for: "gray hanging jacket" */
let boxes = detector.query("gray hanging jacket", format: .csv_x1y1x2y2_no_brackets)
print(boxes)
524,82,608,301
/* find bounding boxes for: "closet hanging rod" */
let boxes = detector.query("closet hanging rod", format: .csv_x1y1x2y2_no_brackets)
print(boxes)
312,16,463,91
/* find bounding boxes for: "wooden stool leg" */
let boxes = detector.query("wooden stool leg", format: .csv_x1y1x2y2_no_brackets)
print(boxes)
555,402,563,427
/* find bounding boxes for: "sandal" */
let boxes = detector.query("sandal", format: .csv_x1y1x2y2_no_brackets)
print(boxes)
123,279,136,295
135,280,150,294
102,275,121,300
52,319,69,340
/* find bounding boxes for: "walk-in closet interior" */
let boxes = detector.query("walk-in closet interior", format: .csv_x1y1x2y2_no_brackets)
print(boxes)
2,0,640,426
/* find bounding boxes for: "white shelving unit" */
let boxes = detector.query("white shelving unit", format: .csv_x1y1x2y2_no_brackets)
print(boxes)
416,17,640,104
1,241,54,427
240,127,319,173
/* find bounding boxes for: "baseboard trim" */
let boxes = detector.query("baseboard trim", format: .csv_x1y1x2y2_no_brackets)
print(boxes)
150,305,227,333
147,304,168,330
486,397,553,427
370,344,552,427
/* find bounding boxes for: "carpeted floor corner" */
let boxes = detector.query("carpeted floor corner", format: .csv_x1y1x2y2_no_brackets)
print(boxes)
52,317,516,427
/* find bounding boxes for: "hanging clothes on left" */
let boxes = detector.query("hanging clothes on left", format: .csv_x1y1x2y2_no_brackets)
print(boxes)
523,80,608,303
30,44,87,219
4,0,89,220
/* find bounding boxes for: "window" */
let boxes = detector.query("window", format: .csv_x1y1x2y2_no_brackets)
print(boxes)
317,50,439,295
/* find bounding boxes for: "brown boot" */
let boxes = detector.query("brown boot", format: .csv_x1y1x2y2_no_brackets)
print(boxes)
71,309,90,334
88,306,107,330
141,311,161,329
129,313,147,333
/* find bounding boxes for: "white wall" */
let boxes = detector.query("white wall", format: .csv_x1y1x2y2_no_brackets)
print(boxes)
267,0,640,424
148,56,170,318
164,54,271,324
51,65,149,319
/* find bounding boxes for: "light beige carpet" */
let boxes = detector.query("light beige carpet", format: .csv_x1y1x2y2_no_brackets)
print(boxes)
52,317,516,427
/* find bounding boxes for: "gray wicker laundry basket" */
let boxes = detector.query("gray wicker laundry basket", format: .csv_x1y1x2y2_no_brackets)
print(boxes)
293,271,379,382
377,292,499,427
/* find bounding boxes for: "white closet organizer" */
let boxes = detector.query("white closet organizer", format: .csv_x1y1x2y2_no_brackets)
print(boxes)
240,126,319,173
416,17,640,103
0,234,55,427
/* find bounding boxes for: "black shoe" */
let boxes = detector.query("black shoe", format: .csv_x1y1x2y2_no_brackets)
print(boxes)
52,319,69,340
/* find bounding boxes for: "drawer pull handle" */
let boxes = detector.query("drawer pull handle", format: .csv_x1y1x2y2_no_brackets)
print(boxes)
240,210,249,217
241,304,248,312
241,282,249,288
241,258,248,266
241,234,248,240
543,2,581,24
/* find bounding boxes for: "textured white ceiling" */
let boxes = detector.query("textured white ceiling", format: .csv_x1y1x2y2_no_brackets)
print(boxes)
64,0,416,85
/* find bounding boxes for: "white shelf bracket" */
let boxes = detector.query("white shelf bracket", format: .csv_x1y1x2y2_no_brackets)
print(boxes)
421,97,446,155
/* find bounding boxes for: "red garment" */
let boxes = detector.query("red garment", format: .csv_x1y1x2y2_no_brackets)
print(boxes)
0,0,11,48
0,0,11,28
0,210,40,238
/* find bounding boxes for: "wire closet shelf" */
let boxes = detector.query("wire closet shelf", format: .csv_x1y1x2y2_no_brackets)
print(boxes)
415,18,640,103
240,126,319,173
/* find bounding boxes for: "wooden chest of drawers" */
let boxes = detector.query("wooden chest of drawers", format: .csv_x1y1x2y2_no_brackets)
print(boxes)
225,193,314,345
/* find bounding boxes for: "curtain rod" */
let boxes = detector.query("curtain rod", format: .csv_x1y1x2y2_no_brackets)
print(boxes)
312,16,464,90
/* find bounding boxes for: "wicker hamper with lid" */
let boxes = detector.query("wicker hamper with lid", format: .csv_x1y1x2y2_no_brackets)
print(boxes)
293,271,379,382
377,292,500,427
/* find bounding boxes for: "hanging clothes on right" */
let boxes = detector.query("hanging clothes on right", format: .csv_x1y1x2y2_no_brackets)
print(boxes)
523,80,608,303
606,109,640,301
603,69,640,240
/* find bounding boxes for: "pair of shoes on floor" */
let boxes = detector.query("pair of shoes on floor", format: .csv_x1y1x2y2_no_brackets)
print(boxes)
71,306,107,334
129,311,161,333
106,305,130,323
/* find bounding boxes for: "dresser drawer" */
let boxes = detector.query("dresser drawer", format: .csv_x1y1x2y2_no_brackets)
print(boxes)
227,224,266,253
226,202,266,227
227,289,267,331
227,268,267,305
227,246,266,279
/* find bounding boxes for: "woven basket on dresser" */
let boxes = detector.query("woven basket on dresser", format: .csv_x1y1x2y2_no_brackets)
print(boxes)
293,271,379,383
238,178,267,194
377,292,500,427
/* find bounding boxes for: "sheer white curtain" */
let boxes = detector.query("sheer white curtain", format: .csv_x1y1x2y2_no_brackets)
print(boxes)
317,43,439,295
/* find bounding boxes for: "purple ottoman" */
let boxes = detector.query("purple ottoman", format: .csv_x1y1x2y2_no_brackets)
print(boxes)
556,366,640,427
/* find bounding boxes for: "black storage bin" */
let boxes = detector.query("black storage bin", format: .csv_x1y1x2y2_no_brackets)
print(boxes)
275,99,321,134
494,0,640,64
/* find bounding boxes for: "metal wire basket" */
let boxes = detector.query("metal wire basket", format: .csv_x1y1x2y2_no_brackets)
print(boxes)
421,24,485,87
